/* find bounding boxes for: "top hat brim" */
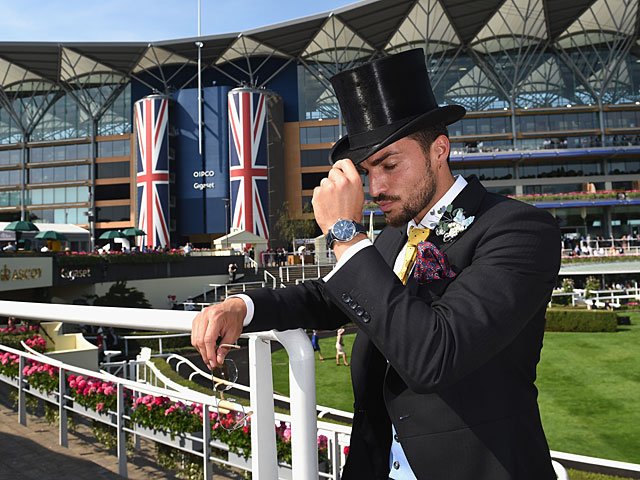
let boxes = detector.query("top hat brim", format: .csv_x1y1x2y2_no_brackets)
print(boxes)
329,104,465,165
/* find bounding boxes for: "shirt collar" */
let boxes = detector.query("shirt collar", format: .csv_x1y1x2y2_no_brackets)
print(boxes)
407,175,468,233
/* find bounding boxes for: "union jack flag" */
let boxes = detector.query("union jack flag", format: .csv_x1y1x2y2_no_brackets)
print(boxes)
228,89,269,239
135,96,170,249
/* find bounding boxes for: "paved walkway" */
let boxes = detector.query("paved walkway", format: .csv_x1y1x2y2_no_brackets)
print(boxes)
0,388,242,480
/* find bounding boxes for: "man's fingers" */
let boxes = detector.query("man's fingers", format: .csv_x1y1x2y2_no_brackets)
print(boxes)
204,314,222,370
333,159,360,183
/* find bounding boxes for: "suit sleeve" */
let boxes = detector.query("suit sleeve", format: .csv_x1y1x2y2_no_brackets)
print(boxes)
321,203,561,393
243,276,348,333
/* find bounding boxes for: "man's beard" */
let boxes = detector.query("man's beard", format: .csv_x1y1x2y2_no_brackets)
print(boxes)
374,167,437,228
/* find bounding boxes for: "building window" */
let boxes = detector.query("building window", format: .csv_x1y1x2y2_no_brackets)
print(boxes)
523,183,604,195
28,186,89,205
0,149,21,165
300,149,331,167
97,139,130,158
609,159,640,175
29,164,90,183
300,125,340,145
96,161,130,179
96,205,129,222
95,184,130,201
301,172,327,190
0,190,20,206
29,143,91,163
29,207,85,224
0,169,21,185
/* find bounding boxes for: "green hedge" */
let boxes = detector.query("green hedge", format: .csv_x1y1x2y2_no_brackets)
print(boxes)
545,308,618,332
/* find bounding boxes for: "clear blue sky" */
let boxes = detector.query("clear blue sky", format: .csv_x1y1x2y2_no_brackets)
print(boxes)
0,0,356,42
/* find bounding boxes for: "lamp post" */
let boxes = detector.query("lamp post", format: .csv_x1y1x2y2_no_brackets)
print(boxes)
223,198,230,249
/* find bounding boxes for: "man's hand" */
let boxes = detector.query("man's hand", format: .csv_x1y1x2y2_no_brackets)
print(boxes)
312,159,364,234
191,297,246,370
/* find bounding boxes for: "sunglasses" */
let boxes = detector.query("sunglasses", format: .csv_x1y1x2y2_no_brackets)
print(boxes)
211,351,253,432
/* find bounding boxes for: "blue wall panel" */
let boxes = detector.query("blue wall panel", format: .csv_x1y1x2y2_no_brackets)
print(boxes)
172,86,232,236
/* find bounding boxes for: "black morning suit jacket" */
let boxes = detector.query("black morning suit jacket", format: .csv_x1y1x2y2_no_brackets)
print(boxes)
245,177,561,479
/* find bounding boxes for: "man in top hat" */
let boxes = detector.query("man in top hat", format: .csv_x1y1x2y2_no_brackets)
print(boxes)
192,49,560,479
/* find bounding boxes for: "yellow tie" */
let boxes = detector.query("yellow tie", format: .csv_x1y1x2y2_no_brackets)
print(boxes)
397,227,431,285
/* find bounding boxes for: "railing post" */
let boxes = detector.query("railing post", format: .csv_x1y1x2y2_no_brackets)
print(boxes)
125,338,129,357
117,383,128,478
18,355,26,426
159,338,163,355
332,430,341,480
272,329,318,480
59,367,68,447
248,335,278,479
203,404,213,480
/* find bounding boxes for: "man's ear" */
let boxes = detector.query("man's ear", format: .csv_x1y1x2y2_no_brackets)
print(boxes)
431,135,450,169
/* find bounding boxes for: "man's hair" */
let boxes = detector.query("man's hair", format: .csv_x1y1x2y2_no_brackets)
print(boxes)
407,123,450,163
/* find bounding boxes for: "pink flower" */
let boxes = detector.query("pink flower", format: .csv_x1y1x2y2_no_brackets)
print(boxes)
96,402,105,412
317,435,327,449
242,425,249,434
283,427,292,442
343,446,350,456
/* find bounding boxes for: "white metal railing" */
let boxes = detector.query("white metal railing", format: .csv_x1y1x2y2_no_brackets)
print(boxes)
245,254,259,274
207,282,266,302
264,269,277,289
0,301,320,480
278,264,335,283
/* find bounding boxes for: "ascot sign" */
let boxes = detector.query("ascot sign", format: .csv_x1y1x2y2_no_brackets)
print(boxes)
0,257,53,291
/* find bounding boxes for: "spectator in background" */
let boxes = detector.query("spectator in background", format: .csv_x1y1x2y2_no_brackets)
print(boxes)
311,330,324,361
3,242,16,252
167,295,177,310
183,242,192,256
184,297,196,311
228,263,238,282
335,328,349,366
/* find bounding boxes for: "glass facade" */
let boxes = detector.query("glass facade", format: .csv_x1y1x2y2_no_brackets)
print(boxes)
519,160,602,178
516,112,598,132
97,139,130,158
300,149,332,167
0,149,21,165
300,125,341,145
609,159,640,175
96,161,130,179
0,169,21,185
29,207,86,224
523,183,605,195
451,164,513,180
28,186,89,205
29,164,90,184
29,143,91,163
96,205,130,222
0,190,21,207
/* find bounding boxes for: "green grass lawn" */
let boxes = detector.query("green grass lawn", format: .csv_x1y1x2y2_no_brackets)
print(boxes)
272,333,355,412
271,313,640,466
537,311,640,464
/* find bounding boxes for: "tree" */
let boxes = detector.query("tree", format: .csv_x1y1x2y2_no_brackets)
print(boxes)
273,201,318,249
86,280,152,308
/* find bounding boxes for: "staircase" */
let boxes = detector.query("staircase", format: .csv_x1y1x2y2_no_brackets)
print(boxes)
264,264,335,287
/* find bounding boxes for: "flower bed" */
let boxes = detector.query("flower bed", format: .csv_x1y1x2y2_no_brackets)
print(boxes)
509,189,640,204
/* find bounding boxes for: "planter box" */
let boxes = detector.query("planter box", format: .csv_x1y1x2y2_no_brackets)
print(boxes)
134,425,203,452
0,373,17,386
227,453,327,480
71,401,116,425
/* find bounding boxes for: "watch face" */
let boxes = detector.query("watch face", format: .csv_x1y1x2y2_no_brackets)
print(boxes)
333,219,356,241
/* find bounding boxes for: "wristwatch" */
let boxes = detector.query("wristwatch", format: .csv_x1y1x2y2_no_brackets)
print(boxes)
326,219,367,250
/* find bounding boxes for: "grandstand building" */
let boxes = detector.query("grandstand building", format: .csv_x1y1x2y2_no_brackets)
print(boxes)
0,0,639,249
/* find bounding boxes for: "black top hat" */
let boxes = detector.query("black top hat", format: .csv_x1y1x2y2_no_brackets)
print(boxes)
329,48,466,165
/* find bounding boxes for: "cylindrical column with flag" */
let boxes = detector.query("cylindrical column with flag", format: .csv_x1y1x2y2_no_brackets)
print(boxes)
228,88,269,240
134,95,170,249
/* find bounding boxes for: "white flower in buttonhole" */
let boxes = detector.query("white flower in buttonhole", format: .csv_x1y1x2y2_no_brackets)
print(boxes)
435,205,475,242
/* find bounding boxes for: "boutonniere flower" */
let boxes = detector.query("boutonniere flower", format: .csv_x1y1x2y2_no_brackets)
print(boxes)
435,205,475,242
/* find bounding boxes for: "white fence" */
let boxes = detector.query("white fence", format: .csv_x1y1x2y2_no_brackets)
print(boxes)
4,301,640,479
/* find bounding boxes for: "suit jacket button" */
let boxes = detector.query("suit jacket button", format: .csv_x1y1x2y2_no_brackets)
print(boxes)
394,434,400,442
362,312,371,323
341,293,352,303
355,305,364,316
349,300,358,309
393,461,400,470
